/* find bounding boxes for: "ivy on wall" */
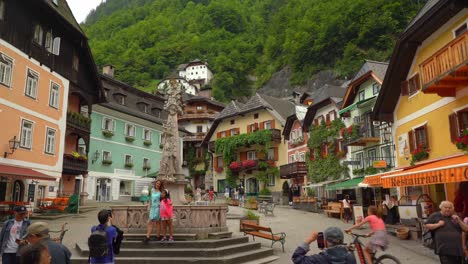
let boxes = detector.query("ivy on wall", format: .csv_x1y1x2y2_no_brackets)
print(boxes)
307,119,348,183
214,129,273,187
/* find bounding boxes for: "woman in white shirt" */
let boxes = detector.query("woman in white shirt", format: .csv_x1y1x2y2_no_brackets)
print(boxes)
342,195,352,223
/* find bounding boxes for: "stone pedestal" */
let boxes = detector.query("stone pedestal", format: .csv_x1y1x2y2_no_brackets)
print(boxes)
79,192,88,206
165,175,189,205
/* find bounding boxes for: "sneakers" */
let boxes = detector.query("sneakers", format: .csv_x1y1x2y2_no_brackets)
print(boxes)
142,236,150,243
168,236,174,242
160,236,167,241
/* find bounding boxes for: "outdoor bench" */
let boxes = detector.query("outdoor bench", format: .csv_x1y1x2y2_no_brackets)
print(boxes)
258,202,275,215
324,202,343,219
241,222,286,252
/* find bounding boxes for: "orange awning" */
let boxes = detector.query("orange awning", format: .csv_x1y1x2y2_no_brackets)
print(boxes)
362,170,403,187
0,164,56,181
382,155,468,188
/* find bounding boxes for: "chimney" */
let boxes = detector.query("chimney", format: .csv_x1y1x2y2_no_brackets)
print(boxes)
102,64,115,77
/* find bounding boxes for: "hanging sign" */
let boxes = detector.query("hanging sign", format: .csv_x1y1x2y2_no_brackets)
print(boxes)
373,160,387,168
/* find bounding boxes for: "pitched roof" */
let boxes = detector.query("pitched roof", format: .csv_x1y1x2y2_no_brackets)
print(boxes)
183,93,225,108
45,0,84,35
350,60,389,83
404,0,440,31
257,93,296,120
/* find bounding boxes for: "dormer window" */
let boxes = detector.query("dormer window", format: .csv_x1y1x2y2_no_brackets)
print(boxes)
113,93,126,105
33,25,43,45
137,102,149,113
152,108,161,118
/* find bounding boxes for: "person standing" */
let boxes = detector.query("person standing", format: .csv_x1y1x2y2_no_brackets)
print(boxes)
23,222,71,264
144,180,163,243
89,210,117,264
0,206,31,264
160,189,174,242
425,201,468,264
238,186,245,206
342,195,352,223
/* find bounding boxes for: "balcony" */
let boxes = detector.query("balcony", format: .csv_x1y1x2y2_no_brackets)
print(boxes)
343,124,380,146
179,111,218,121
344,156,395,176
208,128,282,152
183,133,206,142
280,162,307,179
62,154,88,175
67,111,90,132
420,32,468,97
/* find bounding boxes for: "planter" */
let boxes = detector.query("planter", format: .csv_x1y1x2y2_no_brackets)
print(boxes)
143,140,152,146
239,219,259,232
102,160,113,165
185,196,193,203
102,130,114,137
125,163,134,168
143,166,151,170
125,136,135,142
244,202,258,210
228,200,240,206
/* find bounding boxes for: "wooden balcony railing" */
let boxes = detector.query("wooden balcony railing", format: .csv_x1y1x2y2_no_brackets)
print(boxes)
62,154,88,175
67,111,90,132
280,162,307,179
179,111,218,121
343,123,380,146
420,31,468,95
183,133,206,142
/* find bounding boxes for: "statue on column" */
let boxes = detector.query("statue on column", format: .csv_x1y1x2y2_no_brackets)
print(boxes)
158,79,184,183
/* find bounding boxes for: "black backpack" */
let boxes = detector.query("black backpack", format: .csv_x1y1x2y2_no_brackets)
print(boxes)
88,226,108,258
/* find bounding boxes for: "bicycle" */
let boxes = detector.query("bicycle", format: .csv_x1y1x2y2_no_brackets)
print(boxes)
346,231,401,264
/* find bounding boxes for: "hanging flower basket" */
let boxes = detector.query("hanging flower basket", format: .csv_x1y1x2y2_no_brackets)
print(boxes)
411,145,429,164
229,161,242,171
143,140,152,146
215,167,224,173
242,160,257,168
102,130,114,137
455,129,468,151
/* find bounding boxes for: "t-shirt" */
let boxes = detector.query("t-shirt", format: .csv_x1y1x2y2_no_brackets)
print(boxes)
342,199,351,208
426,212,463,256
90,224,117,264
4,220,22,253
364,215,385,231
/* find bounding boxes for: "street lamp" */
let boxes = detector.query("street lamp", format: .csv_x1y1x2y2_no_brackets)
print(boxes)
4,136,20,158
91,150,100,164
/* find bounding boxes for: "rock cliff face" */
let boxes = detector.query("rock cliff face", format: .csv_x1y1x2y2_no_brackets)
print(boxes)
258,66,347,98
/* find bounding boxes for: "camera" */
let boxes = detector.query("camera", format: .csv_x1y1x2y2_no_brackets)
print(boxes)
107,209,113,218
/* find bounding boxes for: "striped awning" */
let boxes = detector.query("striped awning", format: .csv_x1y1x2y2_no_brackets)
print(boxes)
362,169,403,187
381,155,468,188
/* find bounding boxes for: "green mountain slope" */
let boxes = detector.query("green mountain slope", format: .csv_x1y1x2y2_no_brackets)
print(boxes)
83,0,425,101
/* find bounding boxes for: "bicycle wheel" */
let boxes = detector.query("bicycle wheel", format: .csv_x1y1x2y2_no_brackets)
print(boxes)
374,254,401,264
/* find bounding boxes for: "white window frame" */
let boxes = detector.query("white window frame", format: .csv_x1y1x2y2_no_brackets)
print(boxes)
355,152,364,169
124,154,133,165
118,95,125,105
267,174,275,186
48,82,60,109
289,154,296,163
142,104,148,113
143,157,150,167
0,53,13,87
299,152,306,162
247,151,257,160
33,25,43,45
45,31,53,52
25,68,39,99
102,117,115,132
267,148,275,160
372,83,380,95
358,90,365,101
196,106,203,110
264,120,272,129
452,20,467,38
125,124,136,137
44,127,56,154
102,150,112,161
230,128,237,136
143,128,151,141
197,126,203,133
20,119,34,149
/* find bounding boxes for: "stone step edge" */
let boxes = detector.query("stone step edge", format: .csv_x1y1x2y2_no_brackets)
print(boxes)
75,240,260,255
242,255,280,264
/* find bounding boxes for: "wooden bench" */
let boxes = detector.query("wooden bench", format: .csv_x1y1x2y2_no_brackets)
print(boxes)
241,222,286,252
324,202,343,219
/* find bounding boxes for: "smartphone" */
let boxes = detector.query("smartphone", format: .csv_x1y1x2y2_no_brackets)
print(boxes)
317,232,325,249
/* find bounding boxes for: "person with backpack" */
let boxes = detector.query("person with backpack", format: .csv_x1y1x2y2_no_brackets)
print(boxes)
88,209,117,264
292,227,356,264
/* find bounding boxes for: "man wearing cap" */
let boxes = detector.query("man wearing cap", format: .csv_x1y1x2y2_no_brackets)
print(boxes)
24,221,71,264
0,206,31,264
292,227,356,264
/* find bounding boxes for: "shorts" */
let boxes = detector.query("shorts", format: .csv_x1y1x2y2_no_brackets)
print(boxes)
161,217,173,221
366,230,388,252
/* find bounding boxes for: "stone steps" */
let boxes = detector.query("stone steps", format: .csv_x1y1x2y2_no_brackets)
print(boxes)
120,236,248,249
124,233,197,241
208,231,232,239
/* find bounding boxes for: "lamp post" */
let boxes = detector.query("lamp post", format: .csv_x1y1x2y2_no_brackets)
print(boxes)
91,150,100,164
4,136,20,158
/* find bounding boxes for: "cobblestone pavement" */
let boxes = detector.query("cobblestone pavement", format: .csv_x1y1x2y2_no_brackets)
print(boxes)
38,201,439,263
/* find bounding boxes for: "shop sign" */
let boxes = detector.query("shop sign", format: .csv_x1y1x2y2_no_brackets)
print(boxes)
363,175,382,186
344,160,361,166
372,160,387,168
353,205,364,224
385,173,443,188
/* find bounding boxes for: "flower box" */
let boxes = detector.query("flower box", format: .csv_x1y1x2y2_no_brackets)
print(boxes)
411,145,429,164
455,129,468,151
242,160,256,168
143,165,151,170
215,167,224,173
102,130,114,137
125,163,134,168
143,140,152,146
102,160,113,165
125,136,135,142
229,161,242,170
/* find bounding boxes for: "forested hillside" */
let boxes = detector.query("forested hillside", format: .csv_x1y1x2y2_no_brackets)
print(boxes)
83,0,426,101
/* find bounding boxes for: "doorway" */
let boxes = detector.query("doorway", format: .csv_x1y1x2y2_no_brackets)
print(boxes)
12,180,24,202
96,179,111,202
0,182,6,201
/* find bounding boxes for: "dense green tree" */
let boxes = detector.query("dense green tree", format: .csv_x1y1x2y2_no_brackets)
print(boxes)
83,0,426,101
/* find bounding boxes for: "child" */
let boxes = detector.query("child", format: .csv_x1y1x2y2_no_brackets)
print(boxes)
208,187,215,203
345,205,388,264
160,189,174,242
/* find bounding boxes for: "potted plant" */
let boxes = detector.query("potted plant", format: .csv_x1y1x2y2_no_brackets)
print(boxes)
125,136,135,142
102,130,114,137
143,140,152,146
244,196,258,210
102,160,112,165
411,145,429,165
143,164,151,170
125,163,134,168
240,210,260,231
455,129,468,151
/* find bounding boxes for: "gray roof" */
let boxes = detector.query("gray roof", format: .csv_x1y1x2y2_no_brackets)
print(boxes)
216,101,244,120
177,64,188,71
257,93,296,120
405,0,440,31
183,93,225,108
307,84,346,106
350,60,388,83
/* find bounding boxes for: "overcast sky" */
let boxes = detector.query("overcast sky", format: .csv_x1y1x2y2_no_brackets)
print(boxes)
68,0,104,23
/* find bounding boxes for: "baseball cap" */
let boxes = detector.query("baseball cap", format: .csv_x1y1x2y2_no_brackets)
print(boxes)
14,206,28,214
324,226,344,244
23,222,49,238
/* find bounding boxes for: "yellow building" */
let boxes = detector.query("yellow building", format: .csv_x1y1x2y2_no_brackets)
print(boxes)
372,1,467,206
203,93,295,203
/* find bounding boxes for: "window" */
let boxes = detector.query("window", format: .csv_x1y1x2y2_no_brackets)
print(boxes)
114,94,126,105
25,69,39,99
449,108,468,143
48,82,60,109
230,128,238,136
254,113,259,119
401,74,420,96
102,151,111,161
197,126,203,133
408,124,429,152
102,118,114,131
33,25,43,45
230,120,235,125
143,129,151,141
381,145,392,167
368,149,377,163
454,23,467,37
152,108,161,118
44,128,56,154
196,106,203,110
289,154,296,163
355,152,363,169
45,31,53,52
143,158,150,167
220,131,226,138
358,91,365,101
142,104,148,113
77,138,86,155
247,151,257,160
373,83,381,95
299,152,306,162
125,124,135,137
124,155,133,165
20,120,33,149
264,121,272,129
72,53,79,71
267,174,275,186
0,0,5,21
0,53,13,87
267,148,275,160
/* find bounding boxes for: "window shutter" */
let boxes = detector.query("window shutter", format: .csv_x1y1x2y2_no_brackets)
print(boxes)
254,123,259,131
236,128,240,135
217,132,221,138
52,37,61,55
214,157,218,169
314,119,318,126
259,122,264,130
449,113,459,143
423,124,430,150
414,73,421,91
271,120,275,129
326,114,330,124
274,147,279,161
401,80,409,96
247,125,251,133
408,130,415,153
226,130,231,137
240,152,247,161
